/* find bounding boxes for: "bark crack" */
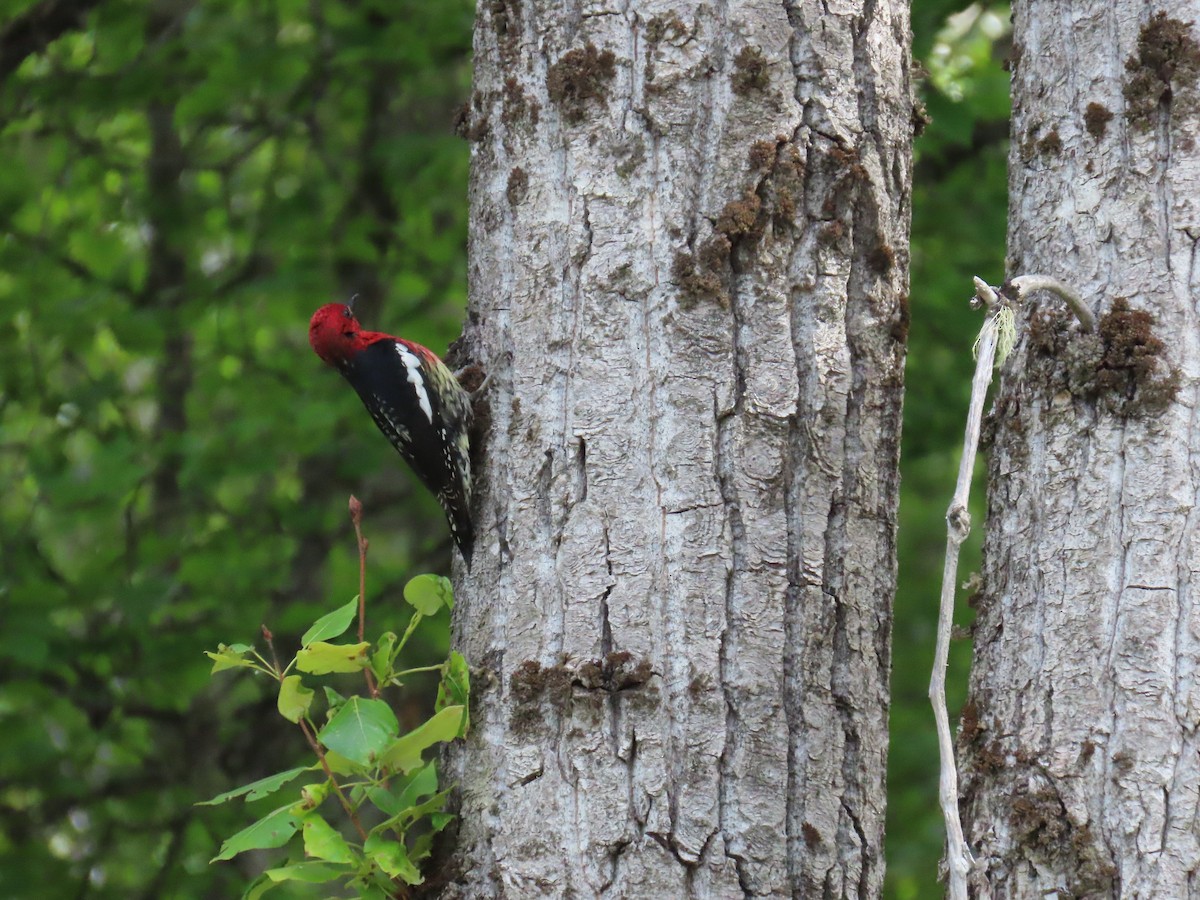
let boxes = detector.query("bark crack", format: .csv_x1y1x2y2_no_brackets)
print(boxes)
647,829,701,871
1156,53,1174,273
599,837,632,894
713,39,753,867
576,435,588,503
715,397,751,898
1092,433,1128,882
1173,385,1200,734
782,191,807,900
841,797,870,900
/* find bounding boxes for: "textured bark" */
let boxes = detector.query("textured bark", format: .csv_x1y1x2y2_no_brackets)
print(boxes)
961,2,1200,897
447,2,910,896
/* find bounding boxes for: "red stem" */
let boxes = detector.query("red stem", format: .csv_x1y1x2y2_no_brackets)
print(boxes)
298,719,369,842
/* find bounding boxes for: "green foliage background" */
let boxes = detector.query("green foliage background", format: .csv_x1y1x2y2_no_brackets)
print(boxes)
0,1,1008,896
0,1,473,895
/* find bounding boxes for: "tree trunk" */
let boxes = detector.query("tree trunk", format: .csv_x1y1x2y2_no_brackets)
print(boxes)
961,3,1200,896
447,2,910,895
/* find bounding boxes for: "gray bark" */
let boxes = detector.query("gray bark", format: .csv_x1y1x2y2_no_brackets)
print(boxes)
447,2,910,896
961,2,1200,897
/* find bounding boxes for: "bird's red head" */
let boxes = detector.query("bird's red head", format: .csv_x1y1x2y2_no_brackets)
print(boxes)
309,302,373,366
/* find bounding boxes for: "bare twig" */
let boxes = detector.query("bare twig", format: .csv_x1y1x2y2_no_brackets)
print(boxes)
260,624,282,672
1009,273,1096,332
930,277,1003,899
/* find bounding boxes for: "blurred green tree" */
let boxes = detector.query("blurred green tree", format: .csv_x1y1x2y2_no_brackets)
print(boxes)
0,0,471,895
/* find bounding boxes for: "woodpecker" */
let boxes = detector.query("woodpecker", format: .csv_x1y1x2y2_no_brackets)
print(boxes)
309,302,474,567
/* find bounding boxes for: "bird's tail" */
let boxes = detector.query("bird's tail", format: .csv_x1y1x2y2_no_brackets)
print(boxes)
438,488,474,570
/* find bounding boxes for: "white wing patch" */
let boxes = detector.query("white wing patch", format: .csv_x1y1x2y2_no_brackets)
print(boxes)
395,343,434,424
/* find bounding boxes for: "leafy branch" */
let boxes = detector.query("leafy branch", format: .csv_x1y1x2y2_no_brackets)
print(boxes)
201,496,468,899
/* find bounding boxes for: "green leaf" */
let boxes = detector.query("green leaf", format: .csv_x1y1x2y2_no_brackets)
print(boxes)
379,705,463,774
396,760,440,810
241,874,275,900
301,598,359,647
410,812,453,863
264,861,349,884
398,789,451,829
364,833,423,884
403,574,453,614
371,632,398,681
277,675,314,723
321,750,365,777
436,651,470,735
364,760,437,817
302,815,357,864
373,788,451,837
211,805,301,862
206,643,257,673
317,697,400,766
410,832,434,864
353,882,392,900
198,767,308,806
296,641,370,675
364,784,402,819
324,686,347,712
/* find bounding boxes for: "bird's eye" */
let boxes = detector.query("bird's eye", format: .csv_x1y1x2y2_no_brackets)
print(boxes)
342,307,353,318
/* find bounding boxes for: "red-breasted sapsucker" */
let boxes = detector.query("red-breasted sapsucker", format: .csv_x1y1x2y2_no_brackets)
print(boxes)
309,302,474,567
